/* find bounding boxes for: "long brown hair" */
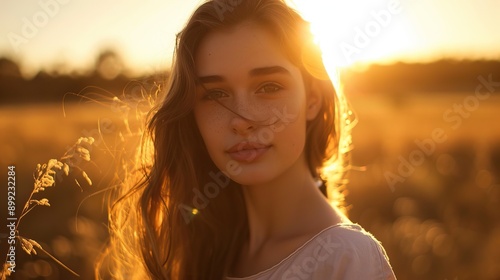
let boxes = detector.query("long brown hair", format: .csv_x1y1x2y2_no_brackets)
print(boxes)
96,0,354,279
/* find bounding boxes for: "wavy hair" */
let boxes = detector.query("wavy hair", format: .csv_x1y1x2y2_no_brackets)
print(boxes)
96,0,355,279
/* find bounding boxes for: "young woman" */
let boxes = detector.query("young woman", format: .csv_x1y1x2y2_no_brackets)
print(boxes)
97,0,396,279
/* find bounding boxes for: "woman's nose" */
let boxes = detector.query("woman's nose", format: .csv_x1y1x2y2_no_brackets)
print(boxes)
230,113,255,135
228,95,258,135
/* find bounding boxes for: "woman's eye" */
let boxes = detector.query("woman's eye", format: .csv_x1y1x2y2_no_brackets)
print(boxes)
203,90,228,100
256,83,283,94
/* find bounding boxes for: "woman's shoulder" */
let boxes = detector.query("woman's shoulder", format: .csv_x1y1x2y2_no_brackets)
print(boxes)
289,223,397,279
226,223,397,280
317,222,388,251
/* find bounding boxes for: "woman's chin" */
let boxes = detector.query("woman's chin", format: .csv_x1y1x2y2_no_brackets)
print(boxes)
229,171,276,187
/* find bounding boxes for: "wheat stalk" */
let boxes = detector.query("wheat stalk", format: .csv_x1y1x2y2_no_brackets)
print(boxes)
1,137,95,279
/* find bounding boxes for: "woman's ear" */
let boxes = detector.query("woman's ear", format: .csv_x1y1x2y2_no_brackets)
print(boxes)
306,78,323,121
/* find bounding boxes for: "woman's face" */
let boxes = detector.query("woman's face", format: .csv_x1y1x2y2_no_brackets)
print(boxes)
193,22,320,185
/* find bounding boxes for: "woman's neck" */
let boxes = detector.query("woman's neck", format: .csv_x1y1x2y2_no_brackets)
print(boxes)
240,154,345,257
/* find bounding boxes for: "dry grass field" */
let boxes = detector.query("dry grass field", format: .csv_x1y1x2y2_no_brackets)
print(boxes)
1,91,499,279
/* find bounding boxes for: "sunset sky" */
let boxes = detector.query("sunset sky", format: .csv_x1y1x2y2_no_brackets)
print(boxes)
1,0,499,77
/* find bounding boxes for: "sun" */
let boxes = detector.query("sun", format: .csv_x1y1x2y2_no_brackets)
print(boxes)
285,0,371,92
286,0,364,68
290,0,427,75
286,0,412,73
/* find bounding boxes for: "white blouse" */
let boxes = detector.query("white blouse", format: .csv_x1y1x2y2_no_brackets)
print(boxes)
226,223,396,280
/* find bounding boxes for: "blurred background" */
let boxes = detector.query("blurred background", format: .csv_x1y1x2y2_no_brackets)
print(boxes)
1,0,499,279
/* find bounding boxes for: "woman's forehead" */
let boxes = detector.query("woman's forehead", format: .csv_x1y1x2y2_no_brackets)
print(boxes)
194,22,296,79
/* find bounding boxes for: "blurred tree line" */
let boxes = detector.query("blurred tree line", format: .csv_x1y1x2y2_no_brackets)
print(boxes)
1,50,499,104
344,59,500,94
0,50,164,104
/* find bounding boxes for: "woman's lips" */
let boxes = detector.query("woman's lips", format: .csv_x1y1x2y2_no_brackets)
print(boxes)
226,142,271,162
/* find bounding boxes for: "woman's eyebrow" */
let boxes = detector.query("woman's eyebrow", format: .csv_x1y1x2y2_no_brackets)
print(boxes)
197,66,291,84
249,66,291,77
198,75,224,84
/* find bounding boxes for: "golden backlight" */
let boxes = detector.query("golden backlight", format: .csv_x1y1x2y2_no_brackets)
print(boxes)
288,0,358,67
286,0,420,71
